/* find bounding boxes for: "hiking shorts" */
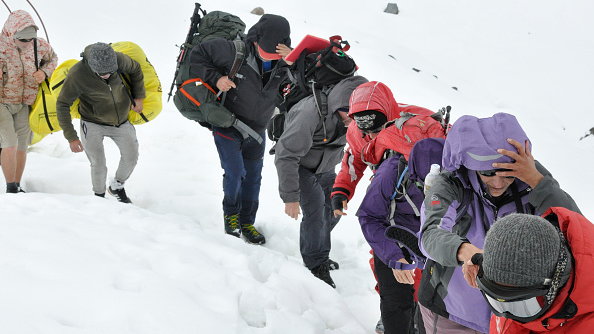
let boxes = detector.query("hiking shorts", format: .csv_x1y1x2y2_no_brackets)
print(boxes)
0,103,31,150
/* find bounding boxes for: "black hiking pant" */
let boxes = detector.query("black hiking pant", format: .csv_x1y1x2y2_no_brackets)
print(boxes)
375,253,417,334
298,167,340,270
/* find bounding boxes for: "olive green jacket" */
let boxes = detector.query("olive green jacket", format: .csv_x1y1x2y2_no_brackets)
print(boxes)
56,50,145,142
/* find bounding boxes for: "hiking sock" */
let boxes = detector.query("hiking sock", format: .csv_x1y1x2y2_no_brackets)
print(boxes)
224,214,241,238
110,179,125,190
240,224,266,245
6,182,18,193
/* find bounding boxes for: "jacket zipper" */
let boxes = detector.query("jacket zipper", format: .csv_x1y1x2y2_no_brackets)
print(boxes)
107,84,120,125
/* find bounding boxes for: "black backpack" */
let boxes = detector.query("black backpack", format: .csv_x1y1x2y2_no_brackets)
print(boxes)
169,3,262,143
267,36,357,142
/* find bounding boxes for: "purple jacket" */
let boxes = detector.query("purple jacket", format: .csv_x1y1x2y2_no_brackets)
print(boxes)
356,155,425,268
418,113,580,333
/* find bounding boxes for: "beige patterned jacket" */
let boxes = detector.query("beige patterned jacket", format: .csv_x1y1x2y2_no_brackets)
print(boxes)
0,10,58,105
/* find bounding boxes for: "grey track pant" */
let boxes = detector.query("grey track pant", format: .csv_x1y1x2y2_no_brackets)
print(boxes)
298,166,340,270
80,120,139,194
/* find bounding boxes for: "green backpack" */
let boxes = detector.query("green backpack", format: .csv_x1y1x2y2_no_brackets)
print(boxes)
170,4,261,143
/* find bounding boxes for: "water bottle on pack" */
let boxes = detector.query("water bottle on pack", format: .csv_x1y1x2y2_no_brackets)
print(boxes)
424,164,441,195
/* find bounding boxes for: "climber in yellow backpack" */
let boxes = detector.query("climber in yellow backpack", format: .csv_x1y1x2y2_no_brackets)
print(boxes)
0,10,58,193
29,41,162,143
55,42,148,203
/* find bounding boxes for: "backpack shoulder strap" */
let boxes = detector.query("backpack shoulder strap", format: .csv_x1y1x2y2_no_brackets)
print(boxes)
312,86,329,116
220,40,246,106
453,177,473,222
388,157,422,221
228,40,246,80
312,86,329,142
33,38,54,131
33,38,39,70
118,70,149,123
394,112,417,129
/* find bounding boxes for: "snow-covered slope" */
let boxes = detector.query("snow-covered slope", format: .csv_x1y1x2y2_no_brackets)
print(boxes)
1,0,592,333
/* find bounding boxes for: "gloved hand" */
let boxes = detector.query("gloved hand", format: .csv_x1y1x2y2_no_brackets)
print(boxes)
331,193,348,217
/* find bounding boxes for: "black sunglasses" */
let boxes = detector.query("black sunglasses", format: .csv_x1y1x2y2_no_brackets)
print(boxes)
17,38,33,42
477,168,514,179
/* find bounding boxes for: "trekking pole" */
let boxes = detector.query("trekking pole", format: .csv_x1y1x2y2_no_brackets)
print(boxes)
1,0,11,13
25,0,50,43
168,3,205,102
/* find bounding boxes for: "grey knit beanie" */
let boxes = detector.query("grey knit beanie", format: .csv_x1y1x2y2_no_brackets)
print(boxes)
87,42,118,74
483,213,562,287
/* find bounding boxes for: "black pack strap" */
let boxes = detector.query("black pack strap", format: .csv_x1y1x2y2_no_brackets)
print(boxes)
233,119,263,144
285,66,297,84
34,38,53,131
228,40,245,80
219,39,246,104
118,71,149,123
33,38,38,67
312,85,328,116
295,49,310,92
33,38,50,89
452,176,474,223
312,83,328,142
510,182,525,214
52,79,65,91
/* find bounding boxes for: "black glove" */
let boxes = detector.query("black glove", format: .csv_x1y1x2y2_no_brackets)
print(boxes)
331,193,348,212
470,253,483,266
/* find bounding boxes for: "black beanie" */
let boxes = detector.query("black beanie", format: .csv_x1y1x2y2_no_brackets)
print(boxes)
246,14,291,53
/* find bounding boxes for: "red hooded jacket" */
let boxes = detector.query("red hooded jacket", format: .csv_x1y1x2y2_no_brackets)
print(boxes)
331,81,435,200
490,207,594,334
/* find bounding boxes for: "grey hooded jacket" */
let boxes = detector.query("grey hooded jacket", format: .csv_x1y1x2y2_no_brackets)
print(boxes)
274,76,368,203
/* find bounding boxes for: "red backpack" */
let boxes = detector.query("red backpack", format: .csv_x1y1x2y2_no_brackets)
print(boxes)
361,107,451,167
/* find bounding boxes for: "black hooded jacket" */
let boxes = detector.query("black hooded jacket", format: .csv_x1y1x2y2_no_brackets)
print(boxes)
189,16,290,133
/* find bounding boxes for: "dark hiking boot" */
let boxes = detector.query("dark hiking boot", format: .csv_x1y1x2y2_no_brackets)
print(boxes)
241,224,266,245
224,214,241,238
311,262,336,288
328,259,339,270
375,318,384,334
6,182,18,193
108,186,132,203
16,183,25,193
95,193,105,198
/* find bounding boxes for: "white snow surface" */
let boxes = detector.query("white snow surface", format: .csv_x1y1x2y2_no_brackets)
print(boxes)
1,0,593,333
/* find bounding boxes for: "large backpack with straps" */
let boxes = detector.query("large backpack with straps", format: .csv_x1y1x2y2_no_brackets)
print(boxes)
359,107,472,268
382,135,473,269
267,35,357,142
169,3,261,142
